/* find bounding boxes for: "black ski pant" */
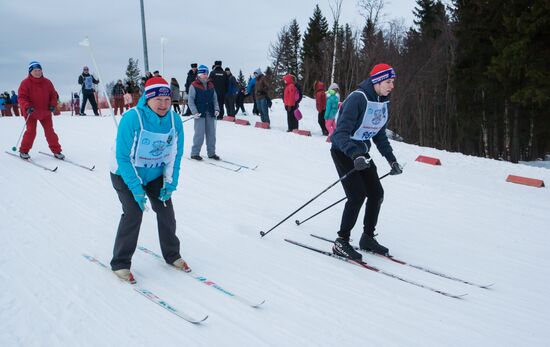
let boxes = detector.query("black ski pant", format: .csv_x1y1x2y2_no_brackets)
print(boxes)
236,103,246,114
81,91,99,115
183,101,192,116
224,94,236,116
286,106,299,131
110,173,181,271
318,110,328,135
216,93,225,118
331,148,384,240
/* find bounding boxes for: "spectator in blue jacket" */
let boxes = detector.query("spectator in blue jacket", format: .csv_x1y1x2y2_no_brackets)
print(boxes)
224,67,238,117
10,91,20,116
246,71,259,115
330,63,403,261
109,76,189,282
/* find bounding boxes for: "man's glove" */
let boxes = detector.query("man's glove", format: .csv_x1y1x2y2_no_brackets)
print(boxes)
389,161,403,175
26,107,34,115
353,155,371,171
49,106,56,113
193,113,201,119
215,111,220,117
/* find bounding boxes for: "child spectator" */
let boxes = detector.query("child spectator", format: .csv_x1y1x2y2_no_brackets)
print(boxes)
324,88,339,140
235,87,247,116
315,81,328,135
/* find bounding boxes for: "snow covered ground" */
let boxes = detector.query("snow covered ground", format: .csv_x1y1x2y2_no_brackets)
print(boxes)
1,98,549,346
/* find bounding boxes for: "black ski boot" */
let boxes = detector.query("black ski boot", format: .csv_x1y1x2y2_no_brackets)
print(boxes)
333,237,362,261
359,233,389,255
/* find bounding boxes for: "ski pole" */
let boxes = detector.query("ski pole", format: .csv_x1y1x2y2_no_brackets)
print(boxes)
295,197,346,226
295,172,391,226
11,113,33,152
260,168,356,238
182,116,194,123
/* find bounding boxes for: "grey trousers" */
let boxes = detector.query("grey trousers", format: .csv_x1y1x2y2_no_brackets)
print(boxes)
110,173,181,270
191,115,217,157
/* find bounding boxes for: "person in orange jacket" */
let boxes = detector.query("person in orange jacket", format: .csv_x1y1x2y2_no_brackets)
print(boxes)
18,61,64,160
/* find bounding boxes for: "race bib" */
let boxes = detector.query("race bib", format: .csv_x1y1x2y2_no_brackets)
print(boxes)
351,100,388,141
84,76,94,90
133,108,177,168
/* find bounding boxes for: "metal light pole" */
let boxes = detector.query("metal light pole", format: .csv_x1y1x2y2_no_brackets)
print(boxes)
139,0,149,72
160,36,166,76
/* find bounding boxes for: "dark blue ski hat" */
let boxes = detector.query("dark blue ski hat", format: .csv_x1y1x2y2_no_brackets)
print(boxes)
28,61,42,73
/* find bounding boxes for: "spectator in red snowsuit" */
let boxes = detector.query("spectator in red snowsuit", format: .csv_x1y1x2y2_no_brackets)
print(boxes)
18,61,64,159
314,81,328,135
283,74,299,132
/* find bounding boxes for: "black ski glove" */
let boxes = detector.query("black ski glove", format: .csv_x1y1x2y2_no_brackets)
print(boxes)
26,107,34,115
389,161,403,175
49,106,56,113
353,154,371,171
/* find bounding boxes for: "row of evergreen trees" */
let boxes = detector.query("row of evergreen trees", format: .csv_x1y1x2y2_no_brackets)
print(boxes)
268,0,550,162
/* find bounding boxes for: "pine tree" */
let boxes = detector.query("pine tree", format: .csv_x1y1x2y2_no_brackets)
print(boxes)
301,4,330,94
288,19,302,78
236,69,247,89
413,0,446,40
125,58,141,87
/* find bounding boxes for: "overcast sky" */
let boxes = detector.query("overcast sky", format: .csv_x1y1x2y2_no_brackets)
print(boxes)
1,0,417,101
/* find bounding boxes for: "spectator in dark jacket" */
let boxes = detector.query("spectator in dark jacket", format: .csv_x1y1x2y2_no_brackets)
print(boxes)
78,66,100,115
330,63,403,260
254,68,270,124
209,60,228,119
224,67,238,117
183,63,198,116
170,78,181,114
112,79,126,115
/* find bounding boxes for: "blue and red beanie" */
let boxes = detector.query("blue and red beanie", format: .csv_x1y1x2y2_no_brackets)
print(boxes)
144,77,171,100
28,61,42,73
197,65,209,75
369,64,396,84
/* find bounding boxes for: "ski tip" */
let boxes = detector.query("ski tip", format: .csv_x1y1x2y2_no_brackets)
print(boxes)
193,315,209,324
480,283,495,289
295,220,300,225
90,165,96,171
260,231,266,237
52,166,58,172
251,300,266,308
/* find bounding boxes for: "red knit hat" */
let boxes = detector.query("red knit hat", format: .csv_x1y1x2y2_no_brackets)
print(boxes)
369,64,396,84
144,77,171,100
